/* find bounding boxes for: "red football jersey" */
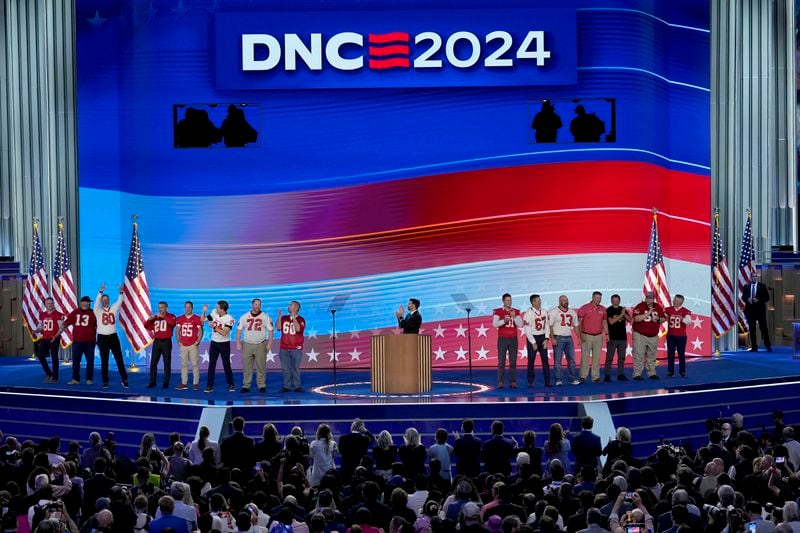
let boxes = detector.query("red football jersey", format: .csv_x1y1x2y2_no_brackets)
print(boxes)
63,308,98,342
175,314,203,346
494,307,521,338
631,302,664,337
665,306,692,337
279,315,306,350
38,310,64,340
146,313,177,340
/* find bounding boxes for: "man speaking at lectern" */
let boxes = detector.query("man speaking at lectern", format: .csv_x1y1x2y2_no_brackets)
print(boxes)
395,298,422,334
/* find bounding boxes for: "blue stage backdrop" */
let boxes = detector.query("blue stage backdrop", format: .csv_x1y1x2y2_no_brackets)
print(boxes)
76,0,712,369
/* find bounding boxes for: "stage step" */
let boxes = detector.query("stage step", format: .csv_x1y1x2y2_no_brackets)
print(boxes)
0,391,204,456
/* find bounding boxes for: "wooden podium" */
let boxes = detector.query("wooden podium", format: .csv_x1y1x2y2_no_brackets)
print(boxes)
370,334,432,394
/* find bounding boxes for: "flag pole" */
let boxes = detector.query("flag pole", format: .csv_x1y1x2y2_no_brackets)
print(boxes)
127,214,140,373
713,208,721,358
27,217,41,361
56,216,72,365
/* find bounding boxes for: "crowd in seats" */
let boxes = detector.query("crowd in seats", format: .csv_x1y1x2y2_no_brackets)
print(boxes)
2,410,800,533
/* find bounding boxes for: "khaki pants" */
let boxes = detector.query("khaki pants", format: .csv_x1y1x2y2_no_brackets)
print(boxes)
180,344,200,386
580,333,603,380
632,331,658,377
242,341,267,388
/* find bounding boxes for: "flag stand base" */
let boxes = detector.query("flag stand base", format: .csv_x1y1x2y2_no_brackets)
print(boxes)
27,353,37,361
714,348,721,358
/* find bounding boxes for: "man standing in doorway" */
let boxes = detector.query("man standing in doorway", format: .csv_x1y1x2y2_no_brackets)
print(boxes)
743,272,772,352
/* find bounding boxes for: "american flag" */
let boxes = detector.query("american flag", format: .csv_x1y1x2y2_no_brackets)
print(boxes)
21,223,48,340
711,211,736,336
119,221,153,352
642,211,671,334
52,223,77,348
736,211,755,335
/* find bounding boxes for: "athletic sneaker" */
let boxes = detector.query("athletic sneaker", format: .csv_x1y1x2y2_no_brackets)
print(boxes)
122,381,129,388
102,383,109,389
555,381,563,386
204,387,213,393
67,380,80,385
570,379,581,385
228,385,235,392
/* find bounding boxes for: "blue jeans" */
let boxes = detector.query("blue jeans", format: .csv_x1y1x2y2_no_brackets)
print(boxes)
279,349,302,389
552,335,577,382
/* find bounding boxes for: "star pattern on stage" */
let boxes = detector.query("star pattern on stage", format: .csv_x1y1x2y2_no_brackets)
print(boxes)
625,346,633,358
349,330,360,339
518,348,527,359
200,350,210,364
306,349,319,363
348,348,362,362
625,323,633,334
691,337,704,350
475,324,488,337
691,316,703,329
266,350,277,363
370,328,383,336
327,351,340,362
475,301,489,315
454,346,468,360
307,329,318,340
476,346,490,360
434,347,447,360
454,324,467,337
433,324,446,338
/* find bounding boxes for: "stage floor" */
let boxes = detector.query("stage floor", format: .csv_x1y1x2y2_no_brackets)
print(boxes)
0,348,797,405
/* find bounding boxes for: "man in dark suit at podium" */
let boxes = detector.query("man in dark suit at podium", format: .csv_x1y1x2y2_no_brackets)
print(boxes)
743,272,771,352
395,298,422,334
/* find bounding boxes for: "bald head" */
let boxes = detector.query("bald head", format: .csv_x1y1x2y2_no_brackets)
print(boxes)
96,509,113,528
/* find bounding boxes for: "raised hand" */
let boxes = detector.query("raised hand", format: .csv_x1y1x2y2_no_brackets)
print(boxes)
99,282,107,292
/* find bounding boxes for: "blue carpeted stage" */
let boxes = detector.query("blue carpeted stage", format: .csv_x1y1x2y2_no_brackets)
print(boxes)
0,348,796,405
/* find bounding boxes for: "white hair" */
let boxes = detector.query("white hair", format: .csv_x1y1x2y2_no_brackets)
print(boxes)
613,475,628,491
783,501,799,523
34,473,50,491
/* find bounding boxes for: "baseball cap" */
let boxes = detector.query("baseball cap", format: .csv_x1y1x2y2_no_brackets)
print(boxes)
644,291,655,298
80,296,91,303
